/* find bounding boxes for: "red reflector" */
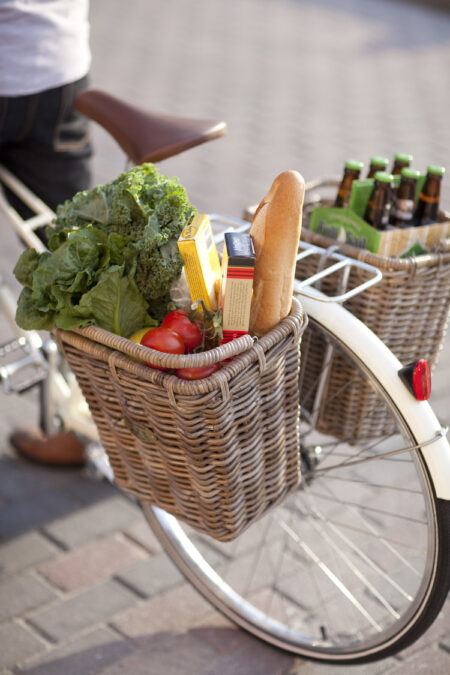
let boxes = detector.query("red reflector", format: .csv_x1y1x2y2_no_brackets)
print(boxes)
412,359,431,401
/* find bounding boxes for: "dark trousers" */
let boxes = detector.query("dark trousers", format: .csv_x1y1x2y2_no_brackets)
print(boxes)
0,75,93,216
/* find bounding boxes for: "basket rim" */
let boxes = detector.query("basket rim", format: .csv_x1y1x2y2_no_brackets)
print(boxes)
301,228,450,271
55,297,307,396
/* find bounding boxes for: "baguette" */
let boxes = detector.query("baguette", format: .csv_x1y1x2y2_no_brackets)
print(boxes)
249,170,305,337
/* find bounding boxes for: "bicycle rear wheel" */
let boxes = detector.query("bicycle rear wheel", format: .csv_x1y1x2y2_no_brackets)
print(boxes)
142,297,450,663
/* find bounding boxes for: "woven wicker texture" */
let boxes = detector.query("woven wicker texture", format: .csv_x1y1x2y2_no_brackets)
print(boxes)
56,298,306,541
297,228,450,439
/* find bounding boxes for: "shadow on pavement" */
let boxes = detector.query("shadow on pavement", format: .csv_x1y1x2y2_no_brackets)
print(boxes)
0,453,118,543
14,625,292,675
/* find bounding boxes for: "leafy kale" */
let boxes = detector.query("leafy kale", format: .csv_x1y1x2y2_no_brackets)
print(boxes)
53,163,195,317
14,164,195,335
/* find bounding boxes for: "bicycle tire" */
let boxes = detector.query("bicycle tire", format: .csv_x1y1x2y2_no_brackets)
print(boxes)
142,294,450,664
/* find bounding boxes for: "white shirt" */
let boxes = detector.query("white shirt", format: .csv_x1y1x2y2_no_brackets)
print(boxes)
0,0,91,96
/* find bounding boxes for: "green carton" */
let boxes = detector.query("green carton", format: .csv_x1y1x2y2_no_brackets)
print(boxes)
309,206,382,252
308,173,450,257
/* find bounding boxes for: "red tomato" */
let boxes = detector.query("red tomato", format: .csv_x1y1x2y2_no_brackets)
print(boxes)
140,327,185,371
175,363,221,380
161,309,202,353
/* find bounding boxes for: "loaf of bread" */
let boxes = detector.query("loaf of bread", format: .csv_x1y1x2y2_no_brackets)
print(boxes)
249,170,305,337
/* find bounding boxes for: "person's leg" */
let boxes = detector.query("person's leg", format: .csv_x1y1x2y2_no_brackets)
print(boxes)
0,93,38,219
1,78,92,465
0,75,93,216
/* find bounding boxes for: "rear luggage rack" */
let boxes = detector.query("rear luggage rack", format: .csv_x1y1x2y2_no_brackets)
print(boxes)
209,214,382,303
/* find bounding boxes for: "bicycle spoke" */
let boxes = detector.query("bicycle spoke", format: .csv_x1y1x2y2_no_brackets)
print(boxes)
305,503,414,603
305,492,427,525
307,513,401,619
325,475,423,495
310,475,425,577
280,521,383,632
325,519,427,552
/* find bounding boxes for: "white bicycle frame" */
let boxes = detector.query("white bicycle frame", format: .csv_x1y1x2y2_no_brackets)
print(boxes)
0,164,99,440
1,163,449,500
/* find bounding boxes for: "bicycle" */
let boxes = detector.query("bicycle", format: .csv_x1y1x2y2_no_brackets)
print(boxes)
0,89,449,665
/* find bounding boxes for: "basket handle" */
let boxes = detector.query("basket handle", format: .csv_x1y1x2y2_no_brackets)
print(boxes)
72,297,305,369
74,324,255,369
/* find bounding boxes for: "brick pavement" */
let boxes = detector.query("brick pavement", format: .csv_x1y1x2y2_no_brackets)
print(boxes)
1,0,450,673
0,466,449,673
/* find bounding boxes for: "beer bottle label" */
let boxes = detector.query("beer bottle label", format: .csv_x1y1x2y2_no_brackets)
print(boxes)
392,198,414,221
418,192,439,204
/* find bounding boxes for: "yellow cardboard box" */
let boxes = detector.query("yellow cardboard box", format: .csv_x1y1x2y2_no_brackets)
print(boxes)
177,214,221,310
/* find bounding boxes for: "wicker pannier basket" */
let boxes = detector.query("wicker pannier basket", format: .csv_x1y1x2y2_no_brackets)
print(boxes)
297,228,450,440
56,298,307,542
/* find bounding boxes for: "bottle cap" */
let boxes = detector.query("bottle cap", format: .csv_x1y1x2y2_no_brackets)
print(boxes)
401,168,422,180
374,171,394,183
344,159,364,171
427,165,445,177
394,153,413,163
370,156,389,167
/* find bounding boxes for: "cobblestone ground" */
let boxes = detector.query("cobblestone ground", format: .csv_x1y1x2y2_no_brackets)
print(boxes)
1,0,450,673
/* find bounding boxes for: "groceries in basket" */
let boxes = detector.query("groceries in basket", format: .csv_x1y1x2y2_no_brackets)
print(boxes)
249,170,305,336
13,162,306,380
177,213,222,312
177,170,305,343
310,154,448,257
219,231,255,344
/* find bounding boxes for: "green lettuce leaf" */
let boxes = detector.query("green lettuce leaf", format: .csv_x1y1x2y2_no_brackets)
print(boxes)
55,267,156,335
14,163,195,334
15,287,56,331
13,249,46,289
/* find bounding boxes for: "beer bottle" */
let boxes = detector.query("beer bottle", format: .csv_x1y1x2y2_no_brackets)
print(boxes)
413,165,445,226
367,156,389,178
364,171,394,230
391,152,413,176
334,159,364,208
389,168,421,228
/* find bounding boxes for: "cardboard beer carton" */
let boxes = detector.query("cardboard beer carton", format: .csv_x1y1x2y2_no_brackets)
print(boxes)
309,176,450,257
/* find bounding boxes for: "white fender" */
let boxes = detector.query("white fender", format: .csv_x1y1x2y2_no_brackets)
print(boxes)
298,287,450,500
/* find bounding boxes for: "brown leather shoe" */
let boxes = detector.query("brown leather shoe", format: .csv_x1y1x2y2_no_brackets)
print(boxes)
9,428,86,467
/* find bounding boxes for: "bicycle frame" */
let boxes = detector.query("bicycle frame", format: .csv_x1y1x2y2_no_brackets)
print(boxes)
0,164,50,254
